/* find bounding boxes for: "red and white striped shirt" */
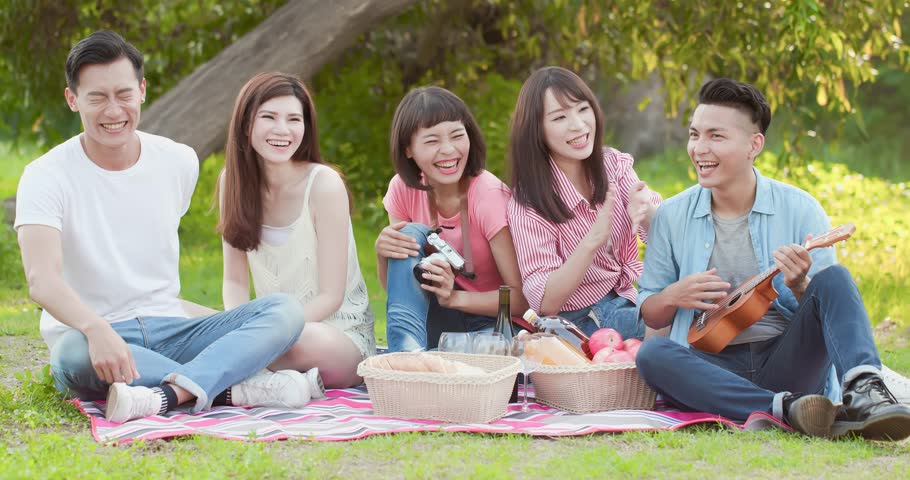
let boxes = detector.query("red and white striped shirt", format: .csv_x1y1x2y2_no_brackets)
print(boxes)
507,148,661,312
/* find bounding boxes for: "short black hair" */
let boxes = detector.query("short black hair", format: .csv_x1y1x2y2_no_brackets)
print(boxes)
697,78,771,135
389,86,485,190
65,30,144,92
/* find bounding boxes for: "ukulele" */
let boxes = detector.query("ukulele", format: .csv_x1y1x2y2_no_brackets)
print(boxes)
687,223,856,353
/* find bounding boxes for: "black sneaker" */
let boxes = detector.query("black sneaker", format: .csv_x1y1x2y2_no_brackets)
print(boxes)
831,373,910,441
782,393,837,437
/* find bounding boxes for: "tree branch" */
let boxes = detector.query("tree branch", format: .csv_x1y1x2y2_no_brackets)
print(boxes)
141,0,417,161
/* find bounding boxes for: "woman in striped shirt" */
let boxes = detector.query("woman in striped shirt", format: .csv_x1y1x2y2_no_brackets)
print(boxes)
507,67,661,340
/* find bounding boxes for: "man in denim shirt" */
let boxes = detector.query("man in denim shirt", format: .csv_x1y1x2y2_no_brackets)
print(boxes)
634,78,910,441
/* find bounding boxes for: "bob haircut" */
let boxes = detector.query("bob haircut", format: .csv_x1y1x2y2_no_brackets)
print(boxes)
508,66,608,224
219,72,324,251
389,86,486,190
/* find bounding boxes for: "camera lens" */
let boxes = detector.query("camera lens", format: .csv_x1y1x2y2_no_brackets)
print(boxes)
412,264,434,286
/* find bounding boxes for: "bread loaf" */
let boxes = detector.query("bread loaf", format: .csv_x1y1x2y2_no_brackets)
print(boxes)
370,353,485,375
524,334,591,365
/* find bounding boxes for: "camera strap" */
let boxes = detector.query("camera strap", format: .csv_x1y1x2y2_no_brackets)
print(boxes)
426,177,475,279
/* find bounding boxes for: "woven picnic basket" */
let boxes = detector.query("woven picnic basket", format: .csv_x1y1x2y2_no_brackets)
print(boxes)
532,362,656,414
357,351,521,424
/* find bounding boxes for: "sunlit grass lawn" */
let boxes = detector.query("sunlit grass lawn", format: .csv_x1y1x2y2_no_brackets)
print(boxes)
1,144,908,477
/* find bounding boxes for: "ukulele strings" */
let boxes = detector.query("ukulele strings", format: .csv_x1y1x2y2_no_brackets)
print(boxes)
700,231,837,322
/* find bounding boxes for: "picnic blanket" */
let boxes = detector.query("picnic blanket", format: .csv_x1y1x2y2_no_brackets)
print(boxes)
74,386,788,445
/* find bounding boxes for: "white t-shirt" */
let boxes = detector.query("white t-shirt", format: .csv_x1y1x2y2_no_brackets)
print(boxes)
14,131,199,349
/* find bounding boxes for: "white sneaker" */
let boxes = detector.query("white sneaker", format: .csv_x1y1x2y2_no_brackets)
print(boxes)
882,365,910,404
305,368,326,400
231,369,316,408
105,383,163,423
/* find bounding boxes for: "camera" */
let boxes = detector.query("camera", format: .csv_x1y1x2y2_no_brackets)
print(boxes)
412,232,468,285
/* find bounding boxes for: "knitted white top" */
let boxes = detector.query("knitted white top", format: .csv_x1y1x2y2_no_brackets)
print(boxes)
247,164,375,358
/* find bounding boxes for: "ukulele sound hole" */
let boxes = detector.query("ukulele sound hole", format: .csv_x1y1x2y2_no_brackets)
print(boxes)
729,292,742,305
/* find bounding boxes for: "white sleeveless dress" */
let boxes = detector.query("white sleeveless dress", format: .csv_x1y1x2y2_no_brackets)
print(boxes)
247,164,375,358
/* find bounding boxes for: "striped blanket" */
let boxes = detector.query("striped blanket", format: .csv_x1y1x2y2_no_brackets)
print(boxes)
75,386,787,445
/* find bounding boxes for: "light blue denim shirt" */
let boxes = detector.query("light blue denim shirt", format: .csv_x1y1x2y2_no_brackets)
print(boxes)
637,168,841,400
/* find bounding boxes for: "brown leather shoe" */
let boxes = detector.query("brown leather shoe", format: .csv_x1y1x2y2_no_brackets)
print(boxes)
783,393,837,437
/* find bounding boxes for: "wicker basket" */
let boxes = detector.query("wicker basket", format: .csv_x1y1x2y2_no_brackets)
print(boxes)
532,362,656,414
357,352,521,424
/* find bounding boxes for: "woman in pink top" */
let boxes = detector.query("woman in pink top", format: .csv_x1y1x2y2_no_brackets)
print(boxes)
376,86,528,352
507,67,661,340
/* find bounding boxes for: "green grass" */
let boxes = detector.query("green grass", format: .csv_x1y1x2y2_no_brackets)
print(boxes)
1,143,909,477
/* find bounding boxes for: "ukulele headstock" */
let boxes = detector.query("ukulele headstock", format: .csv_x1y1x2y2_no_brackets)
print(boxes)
804,223,855,250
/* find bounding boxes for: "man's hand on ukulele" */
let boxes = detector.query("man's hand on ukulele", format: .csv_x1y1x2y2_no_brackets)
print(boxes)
773,233,813,297
669,268,731,311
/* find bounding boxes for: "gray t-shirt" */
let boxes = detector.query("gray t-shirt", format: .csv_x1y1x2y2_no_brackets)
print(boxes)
707,212,789,344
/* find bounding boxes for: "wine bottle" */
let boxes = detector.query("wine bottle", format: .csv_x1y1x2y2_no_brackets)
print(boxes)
494,286,514,340
495,286,518,403
522,309,593,359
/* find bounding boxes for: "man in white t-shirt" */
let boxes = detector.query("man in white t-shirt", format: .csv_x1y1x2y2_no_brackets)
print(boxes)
15,30,323,423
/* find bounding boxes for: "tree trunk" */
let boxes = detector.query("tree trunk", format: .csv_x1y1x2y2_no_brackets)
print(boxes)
140,0,417,161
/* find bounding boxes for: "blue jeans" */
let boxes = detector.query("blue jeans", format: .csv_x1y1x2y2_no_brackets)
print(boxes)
386,223,494,352
559,291,645,340
50,293,305,412
635,265,881,422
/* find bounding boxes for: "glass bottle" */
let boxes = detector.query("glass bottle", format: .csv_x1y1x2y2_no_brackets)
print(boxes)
495,286,518,402
522,309,592,358
494,286,514,341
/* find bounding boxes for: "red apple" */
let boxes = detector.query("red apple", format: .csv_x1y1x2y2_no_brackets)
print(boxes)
591,346,616,363
603,349,635,364
622,339,643,358
588,328,624,355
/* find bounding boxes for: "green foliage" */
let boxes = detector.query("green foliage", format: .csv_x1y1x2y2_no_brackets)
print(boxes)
312,55,522,226
0,217,24,291
2,0,908,169
179,153,223,251
312,56,407,226
0,0,286,144
0,143,36,292
757,155,910,326
0,366,83,428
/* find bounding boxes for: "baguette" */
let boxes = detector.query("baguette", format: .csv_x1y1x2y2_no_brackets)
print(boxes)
370,353,485,375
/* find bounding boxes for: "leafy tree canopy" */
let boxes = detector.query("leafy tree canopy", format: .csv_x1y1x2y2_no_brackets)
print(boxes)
0,0,286,144
2,0,907,160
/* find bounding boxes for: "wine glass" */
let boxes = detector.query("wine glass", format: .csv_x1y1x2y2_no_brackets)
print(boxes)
438,332,474,353
472,332,508,355
511,336,541,412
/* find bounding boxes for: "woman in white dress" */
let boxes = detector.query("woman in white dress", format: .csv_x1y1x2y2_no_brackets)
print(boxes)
218,72,374,388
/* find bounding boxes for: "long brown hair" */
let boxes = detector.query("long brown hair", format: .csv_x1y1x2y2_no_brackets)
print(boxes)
508,66,607,224
218,72,323,251
389,86,486,190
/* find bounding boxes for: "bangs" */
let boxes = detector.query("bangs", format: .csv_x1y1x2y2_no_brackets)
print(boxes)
390,86,485,189
413,91,471,130
547,78,591,110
